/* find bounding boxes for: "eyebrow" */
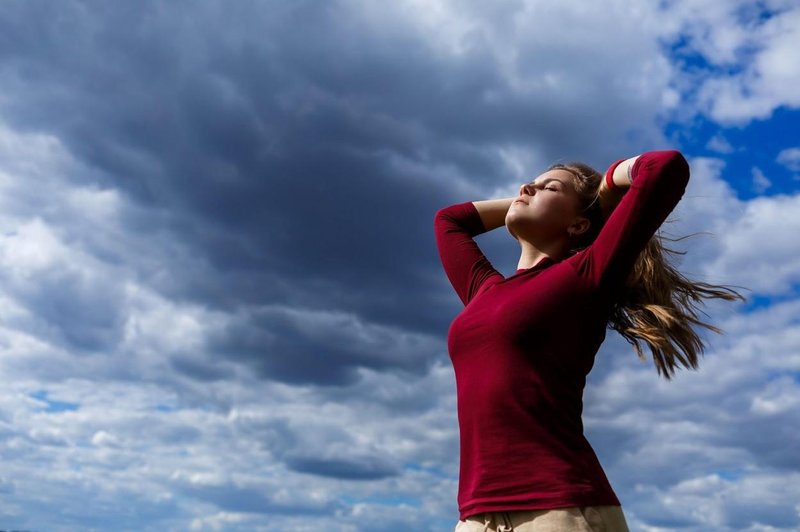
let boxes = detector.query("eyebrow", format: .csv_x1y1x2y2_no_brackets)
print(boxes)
529,178,567,186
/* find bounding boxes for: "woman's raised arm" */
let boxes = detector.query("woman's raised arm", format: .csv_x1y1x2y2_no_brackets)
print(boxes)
471,197,516,232
434,201,504,305
579,150,690,291
597,155,641,221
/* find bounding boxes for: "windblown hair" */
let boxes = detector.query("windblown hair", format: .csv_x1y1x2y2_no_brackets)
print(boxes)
548,161,748,380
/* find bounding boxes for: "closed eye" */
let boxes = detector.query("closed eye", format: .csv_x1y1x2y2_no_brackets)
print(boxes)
522,182,561,194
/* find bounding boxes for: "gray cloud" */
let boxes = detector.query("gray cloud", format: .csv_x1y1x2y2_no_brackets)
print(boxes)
284,455,400,480
0,0,670,336
4,0,658,390
0,0,798,531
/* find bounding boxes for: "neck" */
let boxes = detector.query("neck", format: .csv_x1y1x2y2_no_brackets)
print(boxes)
516,239,570,270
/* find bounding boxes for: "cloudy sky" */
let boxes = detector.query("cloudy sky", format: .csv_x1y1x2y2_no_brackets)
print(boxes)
0,0,799,530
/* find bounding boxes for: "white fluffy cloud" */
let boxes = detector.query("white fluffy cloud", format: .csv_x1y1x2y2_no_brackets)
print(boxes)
665,156,800,297
751,166,772,194
704,190,800,295
678,1,800,123
706,134,735,154
777,147,800,172
0,1,799,530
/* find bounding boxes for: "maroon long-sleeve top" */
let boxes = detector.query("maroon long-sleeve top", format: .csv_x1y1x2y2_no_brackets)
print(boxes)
434,151,690,519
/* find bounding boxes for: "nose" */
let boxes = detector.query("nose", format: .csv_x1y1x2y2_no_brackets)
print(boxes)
519,183,535,197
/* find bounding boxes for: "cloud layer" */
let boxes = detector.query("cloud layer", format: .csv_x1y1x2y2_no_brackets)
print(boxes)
0,1,799,530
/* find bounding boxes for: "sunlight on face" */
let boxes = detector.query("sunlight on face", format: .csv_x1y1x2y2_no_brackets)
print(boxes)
506,168,588,244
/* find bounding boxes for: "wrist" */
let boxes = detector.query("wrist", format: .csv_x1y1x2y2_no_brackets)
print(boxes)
614,156,640,188
604,159,626,191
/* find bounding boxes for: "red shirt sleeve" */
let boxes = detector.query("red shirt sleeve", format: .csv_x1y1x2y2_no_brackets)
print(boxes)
434,201,503,306
572,149,691,291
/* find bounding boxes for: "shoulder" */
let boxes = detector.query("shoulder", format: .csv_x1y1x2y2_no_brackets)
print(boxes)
561,248,596,284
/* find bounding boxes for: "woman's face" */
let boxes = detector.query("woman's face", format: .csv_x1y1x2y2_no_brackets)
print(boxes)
505,168,586,243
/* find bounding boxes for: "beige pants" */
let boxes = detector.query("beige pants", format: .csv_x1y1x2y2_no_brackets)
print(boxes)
454,506,629,532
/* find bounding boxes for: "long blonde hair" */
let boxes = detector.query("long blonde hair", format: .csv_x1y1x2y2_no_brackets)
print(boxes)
550,161,748,379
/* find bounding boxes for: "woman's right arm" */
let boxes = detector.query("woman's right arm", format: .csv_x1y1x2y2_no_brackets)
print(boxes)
434,202,505,305
471,197,517,232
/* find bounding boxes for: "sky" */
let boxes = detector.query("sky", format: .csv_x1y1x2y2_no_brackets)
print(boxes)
0,0,799,530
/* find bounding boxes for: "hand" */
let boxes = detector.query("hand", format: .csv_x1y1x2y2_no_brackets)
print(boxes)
598,156,638,221
597,175,626,222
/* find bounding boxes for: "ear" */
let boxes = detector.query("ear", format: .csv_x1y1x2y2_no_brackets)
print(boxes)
570,216,591,237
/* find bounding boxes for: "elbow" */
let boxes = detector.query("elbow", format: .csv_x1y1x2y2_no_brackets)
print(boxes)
434,206,459,236
663,150,691,187
434,207,450,229
641,150,690,190
434,202,484,236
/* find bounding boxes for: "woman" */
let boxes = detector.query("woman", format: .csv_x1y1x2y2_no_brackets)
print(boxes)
434,150,746,532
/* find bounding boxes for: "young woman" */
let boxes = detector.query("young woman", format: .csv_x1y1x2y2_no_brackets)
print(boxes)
434,150,746,532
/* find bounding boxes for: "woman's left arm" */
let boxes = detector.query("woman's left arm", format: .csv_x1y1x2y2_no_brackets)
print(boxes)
576,150,690,291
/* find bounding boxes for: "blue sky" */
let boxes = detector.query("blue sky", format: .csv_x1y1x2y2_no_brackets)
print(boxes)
0,0,799,530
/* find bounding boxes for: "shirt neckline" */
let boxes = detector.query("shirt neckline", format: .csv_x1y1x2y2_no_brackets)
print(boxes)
514,256,555,275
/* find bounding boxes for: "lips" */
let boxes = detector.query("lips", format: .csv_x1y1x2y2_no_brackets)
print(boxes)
514,198,528,205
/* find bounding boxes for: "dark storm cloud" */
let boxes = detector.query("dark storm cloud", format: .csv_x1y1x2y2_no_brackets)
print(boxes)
17,263,126,352
284,455,400,480
228,412,400,481
0,0,662,385
207,305,438,386
176,480,342,516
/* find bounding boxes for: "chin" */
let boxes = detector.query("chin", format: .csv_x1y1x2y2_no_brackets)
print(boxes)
506,216,531,236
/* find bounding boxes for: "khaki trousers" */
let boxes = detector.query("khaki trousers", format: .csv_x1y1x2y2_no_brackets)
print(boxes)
454,506,629,532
